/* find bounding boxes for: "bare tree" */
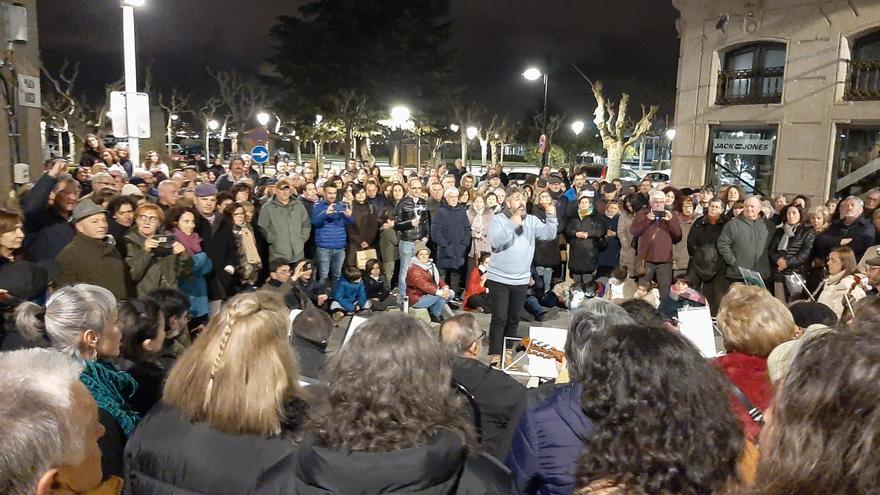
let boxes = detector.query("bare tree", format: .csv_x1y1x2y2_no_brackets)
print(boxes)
328,89,372,159
158,89,189,159
207,68,276,152
452,103,478,170
574,64,658,179
476,113,499,166
41,60,123,157
490,119,517,165
195,96,223,159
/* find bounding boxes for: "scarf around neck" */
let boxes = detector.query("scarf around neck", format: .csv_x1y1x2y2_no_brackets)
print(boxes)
79,359,141,437
411,257,440,285
777,224,797,251
173,228,203,255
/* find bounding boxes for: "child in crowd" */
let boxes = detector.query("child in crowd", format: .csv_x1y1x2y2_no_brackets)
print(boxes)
659,274,708,321
463,252,491,313
604,266,638,301
364,259,396,311
634,282,661,308
330,265,370,320
378,212,399,289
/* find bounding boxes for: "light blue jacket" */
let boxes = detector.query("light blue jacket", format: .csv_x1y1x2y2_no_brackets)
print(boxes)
487,209,558,285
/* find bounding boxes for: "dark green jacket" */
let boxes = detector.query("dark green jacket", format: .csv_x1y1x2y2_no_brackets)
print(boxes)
55,233,131,300
124,231,192,298
257,197,312,262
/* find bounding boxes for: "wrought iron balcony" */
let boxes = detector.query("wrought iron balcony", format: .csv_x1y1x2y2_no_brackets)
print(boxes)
716,66,785,105
845,59,880,101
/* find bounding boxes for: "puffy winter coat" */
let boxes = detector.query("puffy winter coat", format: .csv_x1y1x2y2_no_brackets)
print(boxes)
630,209,682,264
257,197,311,262
687,215,727,282
432,200,472,269
817,271,867,318
252,430,514,495
406,262,446,305
125,402,304,495
506,383,598,495
178,251,212,318
565,212,607,275
331,277,368,312
311,200,353,249
768,223,816,278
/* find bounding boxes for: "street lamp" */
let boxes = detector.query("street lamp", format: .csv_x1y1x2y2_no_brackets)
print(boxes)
449,123,459,132
390,105,411,125
466,126,478,140
571,120,585,136
256,112,270,127
315,114,323,125
207,119,219,131
522,66,550,167
121,0,144,166
665,128,677,141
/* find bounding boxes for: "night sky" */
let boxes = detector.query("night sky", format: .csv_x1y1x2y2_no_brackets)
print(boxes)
38,0,680,125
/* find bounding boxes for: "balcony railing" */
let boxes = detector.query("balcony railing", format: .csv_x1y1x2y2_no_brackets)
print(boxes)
845,59,880,101
716,66,785,105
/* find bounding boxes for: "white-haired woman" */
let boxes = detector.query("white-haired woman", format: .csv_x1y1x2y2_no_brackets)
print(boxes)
16,283,136,481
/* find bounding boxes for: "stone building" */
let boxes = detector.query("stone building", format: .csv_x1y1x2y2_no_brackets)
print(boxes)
670,0,880,200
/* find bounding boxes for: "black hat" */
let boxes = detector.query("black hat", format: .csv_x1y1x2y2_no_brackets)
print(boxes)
547,176,563,185
602,183,617,194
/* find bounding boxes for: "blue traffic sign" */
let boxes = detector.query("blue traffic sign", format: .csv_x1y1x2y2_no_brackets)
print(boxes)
250,145,269,164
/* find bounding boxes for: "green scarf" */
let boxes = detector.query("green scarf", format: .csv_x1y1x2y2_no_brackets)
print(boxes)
79,359,142,437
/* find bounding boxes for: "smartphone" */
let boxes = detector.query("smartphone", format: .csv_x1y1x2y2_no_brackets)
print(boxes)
652,210,666,219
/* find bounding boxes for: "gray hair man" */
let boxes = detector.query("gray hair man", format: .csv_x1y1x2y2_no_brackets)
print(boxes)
826,195,876,260
717,195,775,284
864,187,880,219
629,189,683,299
0,349,107,495
440,313,525,458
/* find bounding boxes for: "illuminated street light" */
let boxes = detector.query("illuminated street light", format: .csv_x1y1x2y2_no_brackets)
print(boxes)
390,105,411,124
571,120,585,136
522,67,542,81
466,126,478,140
315,114,323,124
170,113,179,121
256,112,270,127
449,123,459,132
665,128,677,141
122,0,145,7
207,119,219,131
121,0,145,167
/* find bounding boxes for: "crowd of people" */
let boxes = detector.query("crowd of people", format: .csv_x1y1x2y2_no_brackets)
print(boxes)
0,141,879,495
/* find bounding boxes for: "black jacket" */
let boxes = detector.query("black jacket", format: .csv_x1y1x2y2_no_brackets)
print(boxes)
125,402,305,495
687,215,727,282
196,214,237,300
252,430,514,495
431,201,472,269
823,217,876,260
564,212,607,275
768,224,816,276
365,274,391,300
532,207,563,268
22,173,75,261
394,196,430,242
452,356,526,459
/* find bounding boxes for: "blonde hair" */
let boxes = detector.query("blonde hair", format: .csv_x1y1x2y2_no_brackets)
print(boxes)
717,284,795,357
162,291,302,436
134,203,164,223
807,205,831,232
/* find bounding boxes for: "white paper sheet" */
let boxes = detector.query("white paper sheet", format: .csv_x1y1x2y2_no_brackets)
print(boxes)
527,327,567,379
677,306,719,358
342,315,369,346
288,309,303,338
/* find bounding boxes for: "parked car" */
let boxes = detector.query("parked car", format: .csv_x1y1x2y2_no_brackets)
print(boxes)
507,172,538,185
581,164,641,189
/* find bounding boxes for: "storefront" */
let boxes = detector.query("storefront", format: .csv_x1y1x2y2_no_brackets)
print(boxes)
705,126,778,196
832,125,880,196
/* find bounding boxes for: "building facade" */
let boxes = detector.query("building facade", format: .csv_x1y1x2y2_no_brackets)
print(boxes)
671,0,880,200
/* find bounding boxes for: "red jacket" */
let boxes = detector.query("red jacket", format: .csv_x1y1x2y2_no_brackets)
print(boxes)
630,209,682,263
405,263,447,305
463,265,487,310
714,352,773,441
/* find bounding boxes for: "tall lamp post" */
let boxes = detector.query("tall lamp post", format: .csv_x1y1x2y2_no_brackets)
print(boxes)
122,0,144,167
570,120,585,174
466,126,478,172
207,119,219,159
523,67,549,167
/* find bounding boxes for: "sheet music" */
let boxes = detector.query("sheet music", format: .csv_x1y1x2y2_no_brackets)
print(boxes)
527,327,567,379
677,306,719,358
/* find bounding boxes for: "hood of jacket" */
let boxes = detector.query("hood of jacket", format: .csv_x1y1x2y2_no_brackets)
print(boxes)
546,383,596,443
295,430,467,493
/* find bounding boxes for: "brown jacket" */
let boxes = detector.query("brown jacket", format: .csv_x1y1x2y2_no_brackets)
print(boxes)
55,233,131,300
630,210,682,264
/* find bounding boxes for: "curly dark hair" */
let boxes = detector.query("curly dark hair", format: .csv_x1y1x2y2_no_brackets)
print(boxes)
575,324,743,494
307,313,475,452
748,331,880,495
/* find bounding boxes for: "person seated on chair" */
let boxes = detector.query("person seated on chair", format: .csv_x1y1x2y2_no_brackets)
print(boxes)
440,313,526,460
405,241,455,323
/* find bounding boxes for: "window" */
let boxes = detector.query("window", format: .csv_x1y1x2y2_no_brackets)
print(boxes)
706,126,778,195
845,31,880,101
831,126,880,196
716,43,786,105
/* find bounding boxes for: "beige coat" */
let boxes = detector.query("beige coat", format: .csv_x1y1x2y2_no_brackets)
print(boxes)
817,271,866,318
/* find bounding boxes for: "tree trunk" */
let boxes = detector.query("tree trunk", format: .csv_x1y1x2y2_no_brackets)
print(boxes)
390,143,400,167
459,129,467,167
416,135,421,167
294,137,303,165
479,138,489,165
490,141,499,164
606,142,625,180
204,119,211,159
359,138,375,166
68,131,77,162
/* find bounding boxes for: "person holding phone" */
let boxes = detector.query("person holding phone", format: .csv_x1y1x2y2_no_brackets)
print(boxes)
125,203,191,298
630,189,682,300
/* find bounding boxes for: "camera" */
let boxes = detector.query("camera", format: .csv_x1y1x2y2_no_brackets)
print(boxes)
652,209,667,220
154,235,176,249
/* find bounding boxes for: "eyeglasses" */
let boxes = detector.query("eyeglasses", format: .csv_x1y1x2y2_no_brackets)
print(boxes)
467,330,487,350
137,216,160,223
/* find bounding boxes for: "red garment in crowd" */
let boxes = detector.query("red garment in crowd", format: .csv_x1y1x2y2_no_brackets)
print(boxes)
714,352,774,441
463,265,487,310
405,264,447,305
